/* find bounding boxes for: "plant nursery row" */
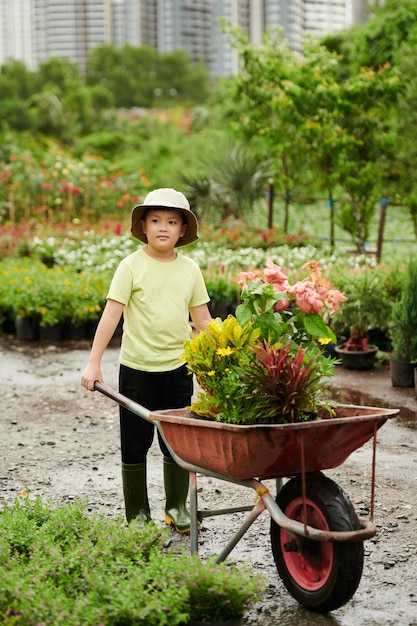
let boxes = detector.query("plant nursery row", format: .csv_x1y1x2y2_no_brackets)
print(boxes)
0,226,409,348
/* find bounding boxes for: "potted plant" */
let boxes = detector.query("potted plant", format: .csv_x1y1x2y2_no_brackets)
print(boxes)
65,270,107,339
331,268,392,369
0,257,109,341
0,259,71,340
389,259,417,387
203,265,239,319
183,259,346,424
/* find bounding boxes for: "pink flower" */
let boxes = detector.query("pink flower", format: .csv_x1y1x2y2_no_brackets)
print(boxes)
264,259,289,290
301,260,324,283
301,260,332,291
290,281,325,314
237,269,260,288
274,298,290,312
325,289,348,314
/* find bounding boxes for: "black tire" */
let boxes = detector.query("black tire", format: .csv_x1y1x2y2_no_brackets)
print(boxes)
270,472,364,613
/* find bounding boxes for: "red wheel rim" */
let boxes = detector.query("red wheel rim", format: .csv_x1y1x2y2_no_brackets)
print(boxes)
280,497,333,590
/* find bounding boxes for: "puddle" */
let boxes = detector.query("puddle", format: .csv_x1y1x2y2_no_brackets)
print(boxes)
327,387,417,430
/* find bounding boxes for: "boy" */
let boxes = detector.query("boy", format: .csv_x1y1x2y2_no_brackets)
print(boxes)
81,188,211,531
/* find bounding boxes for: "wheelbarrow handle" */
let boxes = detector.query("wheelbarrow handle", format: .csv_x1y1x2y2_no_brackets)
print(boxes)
94,381,151,422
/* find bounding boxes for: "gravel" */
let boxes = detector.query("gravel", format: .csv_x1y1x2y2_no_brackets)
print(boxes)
1,339,416,626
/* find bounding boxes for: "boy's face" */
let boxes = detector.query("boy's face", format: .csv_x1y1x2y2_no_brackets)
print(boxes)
141,209,187,250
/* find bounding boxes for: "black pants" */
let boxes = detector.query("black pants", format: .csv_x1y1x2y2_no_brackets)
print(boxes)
119,363,193,464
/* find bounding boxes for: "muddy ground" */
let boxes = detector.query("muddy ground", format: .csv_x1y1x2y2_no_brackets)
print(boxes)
1,338,416,626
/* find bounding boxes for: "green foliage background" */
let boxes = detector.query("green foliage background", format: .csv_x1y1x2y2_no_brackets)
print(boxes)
1,0,417,254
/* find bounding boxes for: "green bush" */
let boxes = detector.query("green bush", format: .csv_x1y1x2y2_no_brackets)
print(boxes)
329,265,397,339
0,258,109,330
390,259,417,361
0,496,266,625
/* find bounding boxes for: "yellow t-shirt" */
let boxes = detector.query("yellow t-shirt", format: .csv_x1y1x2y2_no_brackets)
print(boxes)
107,248,209,372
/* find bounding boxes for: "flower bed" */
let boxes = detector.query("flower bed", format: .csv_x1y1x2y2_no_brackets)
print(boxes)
0,258,110,338
0,225,396,341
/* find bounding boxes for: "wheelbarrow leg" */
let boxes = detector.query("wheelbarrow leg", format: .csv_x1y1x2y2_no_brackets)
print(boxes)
276,477,283,496
189,470,199,554
215,497,266,564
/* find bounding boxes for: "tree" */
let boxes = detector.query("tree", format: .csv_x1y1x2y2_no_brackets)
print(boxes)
88,83,115,111
322,1,417,234
0,99,33,132
349,0,417,70
28,92,66,139
156,50,210,104
227,26,311,233
393,26,417,197
63,87,94,136
0,59,36,99
86,44,210,108
87,44,149,107
36,57,82,96
0,61,37,132
226,26,400,251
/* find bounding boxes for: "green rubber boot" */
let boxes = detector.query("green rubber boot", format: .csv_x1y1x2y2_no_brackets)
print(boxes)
163,456,191,533
121,462,152,525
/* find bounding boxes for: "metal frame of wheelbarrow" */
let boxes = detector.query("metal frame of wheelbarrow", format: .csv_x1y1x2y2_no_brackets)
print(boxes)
94,381,397,563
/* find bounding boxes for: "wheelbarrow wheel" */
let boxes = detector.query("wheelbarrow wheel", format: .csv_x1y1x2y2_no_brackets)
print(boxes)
270,472,364,613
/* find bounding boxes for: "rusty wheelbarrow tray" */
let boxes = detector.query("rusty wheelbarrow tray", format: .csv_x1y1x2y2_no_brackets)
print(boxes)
94,381,399,613
146,404,394,480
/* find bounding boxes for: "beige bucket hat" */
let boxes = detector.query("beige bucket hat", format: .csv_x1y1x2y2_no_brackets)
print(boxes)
131,188,199,246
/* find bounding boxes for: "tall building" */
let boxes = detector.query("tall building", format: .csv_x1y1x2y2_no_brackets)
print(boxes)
31,0,112,74
304,1,351,37
0,0,34,69
128,0,372,77
262,0,305,52
0,0,373,77
113,0,142,48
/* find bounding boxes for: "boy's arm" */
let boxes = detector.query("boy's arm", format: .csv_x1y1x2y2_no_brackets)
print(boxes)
81,298,125,391
189,303,212,332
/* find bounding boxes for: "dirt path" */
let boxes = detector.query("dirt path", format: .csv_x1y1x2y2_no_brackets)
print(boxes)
1,339,416,626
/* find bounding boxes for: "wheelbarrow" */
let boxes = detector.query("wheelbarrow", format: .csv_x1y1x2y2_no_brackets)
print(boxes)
94,381,399,614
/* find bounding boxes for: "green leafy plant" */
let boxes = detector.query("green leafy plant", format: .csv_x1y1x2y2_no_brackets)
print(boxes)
182,315,261,420
331,267,393,351
0,495,265,625
184,259,345,424
2,226,399,342
236,341,328,424
0,258,69,327
0,258,108,331
202,263,240,303
184,555,265,623
390,259,417,362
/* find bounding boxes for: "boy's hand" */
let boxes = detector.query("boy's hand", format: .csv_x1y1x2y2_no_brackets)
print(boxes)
81,364,103,391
